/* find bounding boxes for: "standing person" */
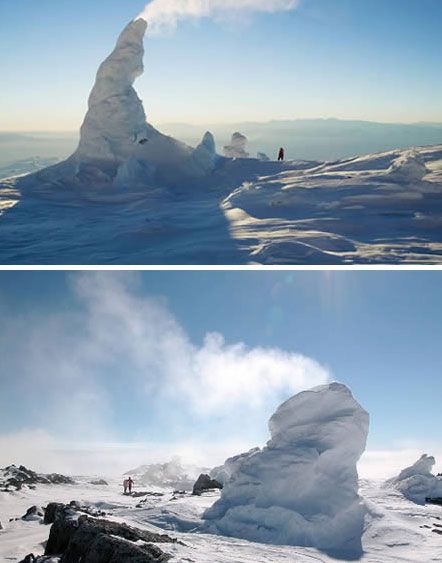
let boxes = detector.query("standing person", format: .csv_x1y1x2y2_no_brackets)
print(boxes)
278,147,285,161
128,477,134,494
123,478,128,494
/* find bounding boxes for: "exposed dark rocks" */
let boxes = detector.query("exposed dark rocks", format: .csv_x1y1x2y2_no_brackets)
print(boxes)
35,502,177,562
22,505,45,521
19,556,58,563
1,465,75,491
89,479,108,486
18,555,37,563
426,497,442,506
192,474,223,496
44,502,66,525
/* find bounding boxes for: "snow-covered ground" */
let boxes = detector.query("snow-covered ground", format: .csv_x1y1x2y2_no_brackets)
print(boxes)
1,144,441,265
1,17,441,265
1,477,442,562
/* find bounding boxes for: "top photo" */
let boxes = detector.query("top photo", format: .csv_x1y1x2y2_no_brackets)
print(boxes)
0,0,441,266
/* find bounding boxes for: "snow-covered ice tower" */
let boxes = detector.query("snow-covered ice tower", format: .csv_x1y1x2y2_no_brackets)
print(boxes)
36,19,218,189
204,383,369,554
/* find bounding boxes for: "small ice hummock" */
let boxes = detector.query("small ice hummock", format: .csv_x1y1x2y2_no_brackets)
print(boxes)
223,132,250,159
386,454,442,504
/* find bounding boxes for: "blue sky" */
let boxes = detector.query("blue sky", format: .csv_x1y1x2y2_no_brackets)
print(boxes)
0,270,441,476
1,0,442,131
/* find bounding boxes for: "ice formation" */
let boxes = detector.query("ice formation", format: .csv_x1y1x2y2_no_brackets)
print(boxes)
192,132,220,175
204,383,369,553
35,19,218,189
387,150,428,182
223,132,250,159
386,454,442,504
210,448,261,485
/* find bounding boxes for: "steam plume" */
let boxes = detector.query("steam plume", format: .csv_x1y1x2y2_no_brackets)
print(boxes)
138,0,301,32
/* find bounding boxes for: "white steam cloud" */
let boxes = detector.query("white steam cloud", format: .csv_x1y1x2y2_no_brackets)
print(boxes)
138,0,301,32
0,272,329,473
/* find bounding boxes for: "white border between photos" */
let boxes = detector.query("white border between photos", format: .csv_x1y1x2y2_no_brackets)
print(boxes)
0,265,441,271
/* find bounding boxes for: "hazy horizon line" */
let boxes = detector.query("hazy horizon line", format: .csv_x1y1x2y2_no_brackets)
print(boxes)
2,116,442,135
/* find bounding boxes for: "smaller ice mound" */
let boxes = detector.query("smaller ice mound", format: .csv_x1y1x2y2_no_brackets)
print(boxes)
224,132,250,159
191,131,219,176
386,454,442,504
387,150,429,183
203,383,369,554
257,152,270,161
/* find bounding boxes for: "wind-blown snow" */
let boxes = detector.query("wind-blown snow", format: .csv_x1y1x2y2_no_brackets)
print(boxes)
203,383,369,554
385,454,442,504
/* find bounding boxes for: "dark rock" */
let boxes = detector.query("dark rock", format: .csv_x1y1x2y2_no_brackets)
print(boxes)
44,503,176,562
22,505,44,521
90,479,108,486
192,474,223,496
426,497,442,506
63,530,169,562
18,555,37,563
44,502,65,525
1,464,75,491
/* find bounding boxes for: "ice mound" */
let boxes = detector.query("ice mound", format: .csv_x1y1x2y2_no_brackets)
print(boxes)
386,454,442,504
191,131,220,176
387,150,428,182
223,132,250,159
203,383,369,553
33,20,218,190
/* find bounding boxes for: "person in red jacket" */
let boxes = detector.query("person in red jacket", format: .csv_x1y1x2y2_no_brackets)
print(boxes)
278,147,285,161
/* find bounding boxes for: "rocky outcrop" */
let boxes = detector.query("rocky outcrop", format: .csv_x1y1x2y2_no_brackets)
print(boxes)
192,474,223,496
44,502,65,525
41,503,175,562
223,132,250,159
0,465,74,491
22,506,44,521
89,479,109,486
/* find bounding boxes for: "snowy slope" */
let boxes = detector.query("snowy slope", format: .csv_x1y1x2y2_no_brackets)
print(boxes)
0,15,441,264
1,477,442,562
223,146,442,265
125,458,207,491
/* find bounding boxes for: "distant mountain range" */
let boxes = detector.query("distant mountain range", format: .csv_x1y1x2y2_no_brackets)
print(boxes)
1,119,442,173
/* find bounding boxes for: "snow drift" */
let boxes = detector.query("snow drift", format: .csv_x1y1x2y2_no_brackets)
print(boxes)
203,383,369,553
386,454,442,504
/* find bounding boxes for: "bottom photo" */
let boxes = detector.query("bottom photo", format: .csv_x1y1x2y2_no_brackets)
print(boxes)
0,270,440,563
